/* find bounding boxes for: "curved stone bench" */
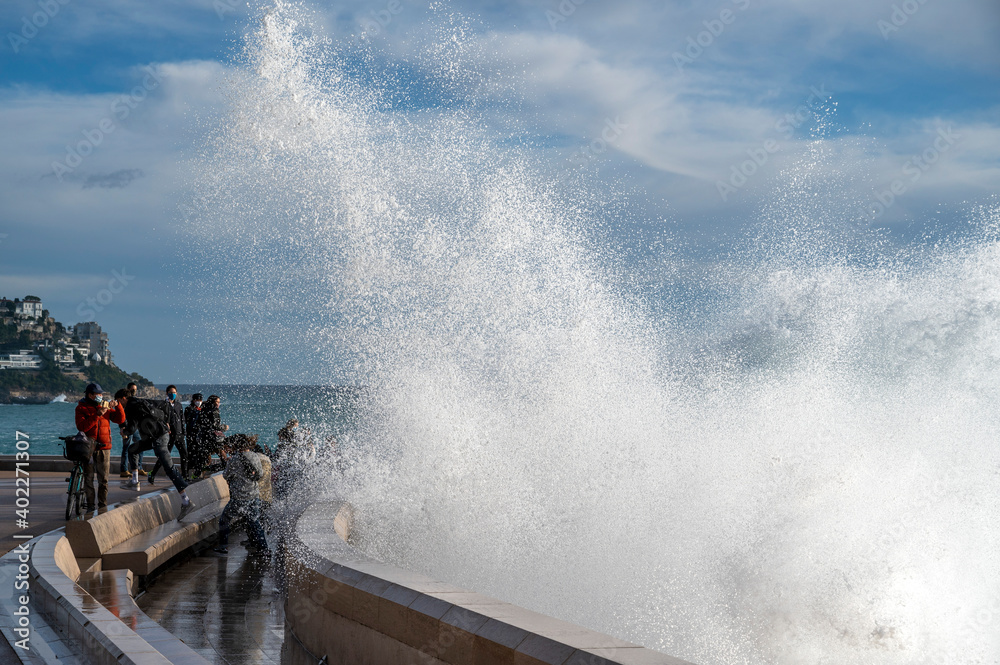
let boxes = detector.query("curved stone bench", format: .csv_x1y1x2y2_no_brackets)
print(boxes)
28,529,209,664
66,475,229,577
285,501,696,665
7,476,231,664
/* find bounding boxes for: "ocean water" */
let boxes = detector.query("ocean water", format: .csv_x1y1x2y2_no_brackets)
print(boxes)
180,3,1000,665
0,385,363,456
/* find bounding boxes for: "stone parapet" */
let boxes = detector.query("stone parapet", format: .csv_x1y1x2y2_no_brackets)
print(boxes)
284,501,697,665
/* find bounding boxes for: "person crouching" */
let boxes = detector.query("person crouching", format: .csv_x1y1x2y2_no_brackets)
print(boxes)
214,434,268,555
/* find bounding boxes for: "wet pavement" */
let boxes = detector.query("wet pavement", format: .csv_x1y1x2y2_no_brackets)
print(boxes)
0,469,172,665
136,544,287,664
0,470,173,556
0,466,289,664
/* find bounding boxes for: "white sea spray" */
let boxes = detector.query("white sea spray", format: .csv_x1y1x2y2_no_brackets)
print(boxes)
185,3,1000,664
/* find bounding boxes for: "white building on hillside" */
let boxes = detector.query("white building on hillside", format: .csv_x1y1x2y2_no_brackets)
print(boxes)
13,297,43,319
53,340,91,368
74,322,112,366
0,350,42,370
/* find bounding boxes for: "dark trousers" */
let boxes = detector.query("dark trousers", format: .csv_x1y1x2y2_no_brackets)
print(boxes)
119,435,129,473
185,435,199,475
151,435,187,478
217,497,267,549
82,449,110,509
119,432,143,473
128,433,188,493
188,436,215,477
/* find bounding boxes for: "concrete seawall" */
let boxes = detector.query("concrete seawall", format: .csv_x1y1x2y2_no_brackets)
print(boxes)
283,501,695,665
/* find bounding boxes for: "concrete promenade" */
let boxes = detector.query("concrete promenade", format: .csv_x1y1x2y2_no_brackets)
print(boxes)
0,461,283,664
136,545,285,663
0,471,165,557
0,468,169,664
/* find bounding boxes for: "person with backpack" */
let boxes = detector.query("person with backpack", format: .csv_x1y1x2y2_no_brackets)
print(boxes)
74,383,126,511
116,389,196,519
213,434,268,555
149,385,186,484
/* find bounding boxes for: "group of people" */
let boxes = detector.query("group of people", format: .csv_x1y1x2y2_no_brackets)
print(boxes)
74,382,198,519
73,385,332,557
113,385,231,484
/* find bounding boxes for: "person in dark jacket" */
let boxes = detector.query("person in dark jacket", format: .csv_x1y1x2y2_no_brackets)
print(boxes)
193,395,228,477
214,434,268,555
149,385,186,484
272,419,315,500
74,383,127,511
183,393,203,481
117,389,196,519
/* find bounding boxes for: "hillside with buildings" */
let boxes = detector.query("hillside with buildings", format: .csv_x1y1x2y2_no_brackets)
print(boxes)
0,296,153,403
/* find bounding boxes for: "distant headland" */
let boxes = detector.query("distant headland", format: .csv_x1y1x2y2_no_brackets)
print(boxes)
0,295,155,404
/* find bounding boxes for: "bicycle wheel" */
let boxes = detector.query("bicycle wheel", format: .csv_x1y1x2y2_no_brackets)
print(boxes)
74,468,86,517
65,466,81,520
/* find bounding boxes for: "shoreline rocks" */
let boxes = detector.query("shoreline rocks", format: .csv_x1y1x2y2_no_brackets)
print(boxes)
0,385,162,405
0,391,55,405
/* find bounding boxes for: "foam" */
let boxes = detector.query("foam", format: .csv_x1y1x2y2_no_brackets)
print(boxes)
186,3,1000,663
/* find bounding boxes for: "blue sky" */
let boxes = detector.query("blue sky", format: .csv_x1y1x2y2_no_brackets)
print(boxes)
0,0,997,383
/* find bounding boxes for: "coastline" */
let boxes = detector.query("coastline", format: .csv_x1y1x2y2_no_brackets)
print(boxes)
0,385,163,405
0,389,70,405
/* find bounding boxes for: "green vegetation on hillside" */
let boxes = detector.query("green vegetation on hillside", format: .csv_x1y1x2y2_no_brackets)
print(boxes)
0,356,82,393
0,301,154,399
0,355,152,397
86,362,153,392
0,323,31,350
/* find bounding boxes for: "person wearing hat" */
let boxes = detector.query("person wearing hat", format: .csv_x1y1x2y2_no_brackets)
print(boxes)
74,383,126,512
115,389,197,520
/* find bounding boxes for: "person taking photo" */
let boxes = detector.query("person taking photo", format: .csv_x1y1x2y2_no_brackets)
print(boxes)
74,383,126,512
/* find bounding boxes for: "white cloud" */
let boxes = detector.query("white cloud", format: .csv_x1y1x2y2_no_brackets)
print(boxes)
0,59,231,236
0,0,997,380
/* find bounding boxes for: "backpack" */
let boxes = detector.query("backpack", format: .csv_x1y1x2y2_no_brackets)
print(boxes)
62,432,95,463
239,451,262,483
130,398,170,439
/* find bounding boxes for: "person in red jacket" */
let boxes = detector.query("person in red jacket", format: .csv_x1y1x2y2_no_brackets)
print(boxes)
74,383,126,511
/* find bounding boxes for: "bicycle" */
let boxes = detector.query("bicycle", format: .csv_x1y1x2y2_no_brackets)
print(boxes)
59,435,89,520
